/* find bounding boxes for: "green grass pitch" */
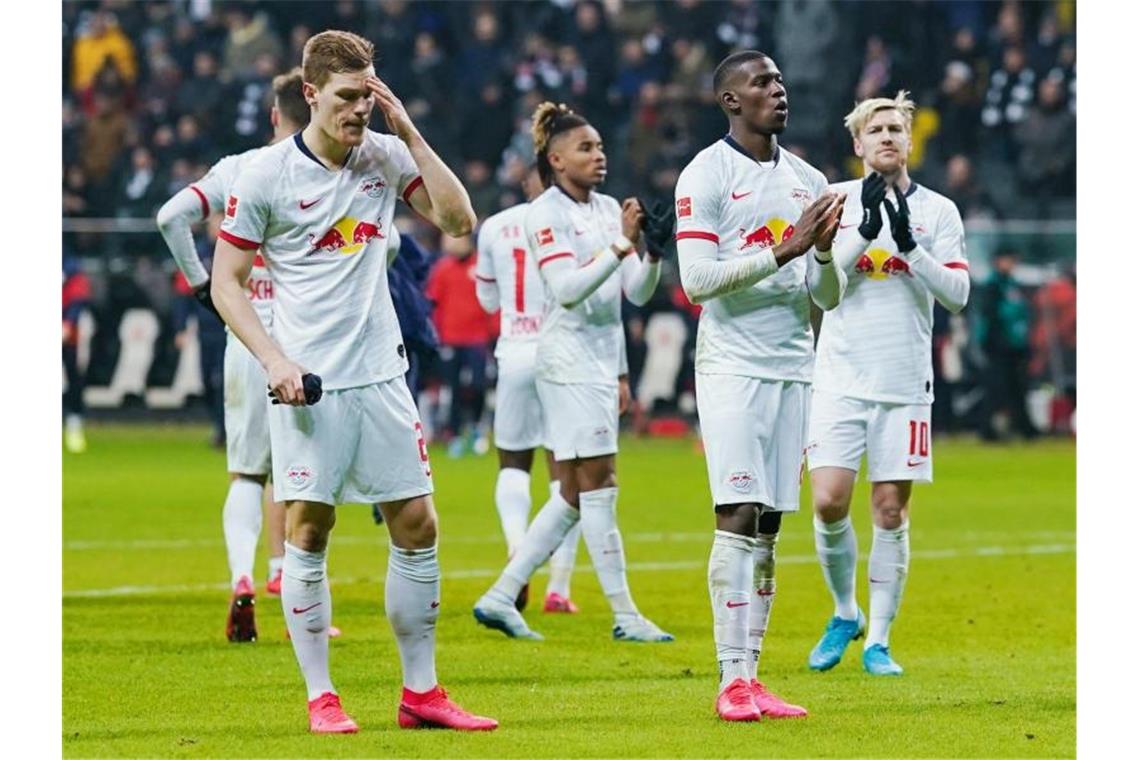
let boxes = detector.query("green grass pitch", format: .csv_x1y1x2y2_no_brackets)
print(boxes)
63,426,1074,758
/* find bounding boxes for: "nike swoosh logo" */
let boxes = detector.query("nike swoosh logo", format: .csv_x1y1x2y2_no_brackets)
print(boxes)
869,578,891,584
907,459,925,467
299,198,322,210
726,601,749,608
291,602,322,614
731,191,752,200
430,601,440,609
574,229,587,235
839,223,857,229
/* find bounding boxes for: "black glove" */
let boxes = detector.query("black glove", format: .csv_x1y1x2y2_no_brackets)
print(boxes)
192,280,223,323
639,199,676,260
268,373,323,405
857,172,888,241
881,189,917,253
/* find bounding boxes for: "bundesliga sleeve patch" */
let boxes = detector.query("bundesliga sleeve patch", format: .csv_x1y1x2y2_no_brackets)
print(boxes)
677,197,692,218
536,228,555,246
226,195,238,218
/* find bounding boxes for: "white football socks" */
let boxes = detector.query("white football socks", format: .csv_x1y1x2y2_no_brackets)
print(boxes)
546,522,581,599
747,532,778,680
386,544,440,693
281,542,334,700
486,489,578,605
814,515,859,620
708,530,756,690
866,521,909,649
579,487,638,618
494,467,531,556
222,478,263,588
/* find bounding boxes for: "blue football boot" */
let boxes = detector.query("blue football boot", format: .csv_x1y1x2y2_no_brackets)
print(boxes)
808,610,866,671
862,644,904,676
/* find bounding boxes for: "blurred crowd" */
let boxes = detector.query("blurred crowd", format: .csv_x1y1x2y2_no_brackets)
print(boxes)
64,0,1075,224
62,0,1077,446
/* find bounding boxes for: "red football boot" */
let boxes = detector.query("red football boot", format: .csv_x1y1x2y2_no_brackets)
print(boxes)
308,692,358,733
397,685,498,731
716,678,761,722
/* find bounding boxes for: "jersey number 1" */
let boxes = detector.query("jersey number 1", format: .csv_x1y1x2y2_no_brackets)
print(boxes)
512,248,527,312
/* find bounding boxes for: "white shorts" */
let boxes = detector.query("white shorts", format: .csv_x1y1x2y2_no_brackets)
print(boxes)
224,333,271,476
536,379,618,462
806,390,933,483
696,374,810,511
493,355,547,452
269,377,434,505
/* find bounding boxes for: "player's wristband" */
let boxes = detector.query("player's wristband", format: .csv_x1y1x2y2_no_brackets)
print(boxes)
612,235,635,257
813,247,833,264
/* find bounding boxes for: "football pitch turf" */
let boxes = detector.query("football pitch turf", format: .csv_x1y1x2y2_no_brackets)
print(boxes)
63,425,1075,758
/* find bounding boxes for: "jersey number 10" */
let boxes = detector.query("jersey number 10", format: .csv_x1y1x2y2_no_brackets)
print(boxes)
908,421,930,457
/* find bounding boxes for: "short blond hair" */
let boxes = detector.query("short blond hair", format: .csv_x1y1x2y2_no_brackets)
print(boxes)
843,90,916,138
302,30,374,89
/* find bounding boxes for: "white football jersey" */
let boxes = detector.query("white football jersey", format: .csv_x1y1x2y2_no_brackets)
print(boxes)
192,147,274,327
675,138,828,382
219,130,421,390
475,202,545,361
813,181,968,405
526,186,628,385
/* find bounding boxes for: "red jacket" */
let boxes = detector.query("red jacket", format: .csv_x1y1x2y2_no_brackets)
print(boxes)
425,254,496,346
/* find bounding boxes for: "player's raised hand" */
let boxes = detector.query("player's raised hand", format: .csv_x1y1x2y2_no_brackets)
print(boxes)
774,192,837,265
858,172,888,241
265,355,308,406
639,199,676,260
620,198,645,249
882,188,917,253
365,76,415,142
814,192,848,253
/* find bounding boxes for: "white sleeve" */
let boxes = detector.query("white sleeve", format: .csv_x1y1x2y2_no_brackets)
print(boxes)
618,327,628,375
674,163,778,303
386,136,424,206
192,155,238,214
620,253,661,306
474,224,500,313
806,249,846,310
156,188,210,287
527,202,621,308
218,160,272,250
908,203,970,313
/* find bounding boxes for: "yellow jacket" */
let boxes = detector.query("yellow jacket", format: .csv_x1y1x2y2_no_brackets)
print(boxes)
72,27,138,91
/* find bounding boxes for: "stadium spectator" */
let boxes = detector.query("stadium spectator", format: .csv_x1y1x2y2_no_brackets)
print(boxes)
942,154,1002,221
220,7,284,83
933,61,981,160
979,45,1035,161
1013,75,1076,213
71,10,138,100
975,249,1038,442
425,234,495,456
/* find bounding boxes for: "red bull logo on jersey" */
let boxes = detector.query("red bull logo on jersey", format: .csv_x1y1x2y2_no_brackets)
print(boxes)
308,217,385,256
359,176,386,198
738,218,794,251
858,248,911,280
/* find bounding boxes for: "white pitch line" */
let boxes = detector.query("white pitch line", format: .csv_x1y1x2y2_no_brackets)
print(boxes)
62,529,1075,552
63,543,1075,599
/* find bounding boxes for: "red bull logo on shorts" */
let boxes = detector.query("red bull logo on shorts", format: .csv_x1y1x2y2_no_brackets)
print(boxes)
738,218,794,251
308,217,385,256
858,248,911,280
728,469,757,493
